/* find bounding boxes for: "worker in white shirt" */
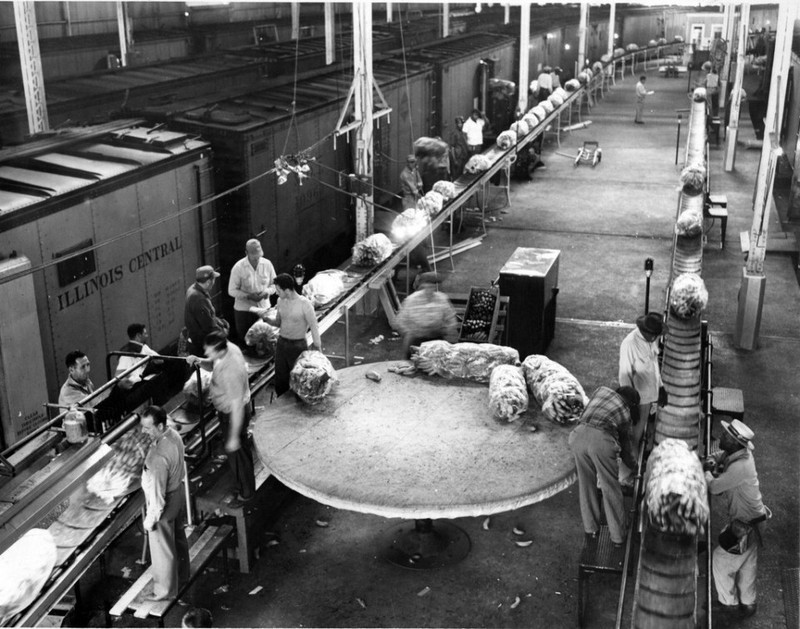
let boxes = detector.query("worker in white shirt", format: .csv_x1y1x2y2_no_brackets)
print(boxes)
228,239,276,346
536,66,554,101
462,109,488,154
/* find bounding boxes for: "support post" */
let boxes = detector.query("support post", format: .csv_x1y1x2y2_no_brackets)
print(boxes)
442,2,449,38
504,3,510,25
13,0,49,135
608,2,616,86
718,1,734,120
724,3,748,172
386,2,392,23
115,1,131,67
353,1,374,242
578,2,587,75
291,2,300,40
517,2,530,114
324,2,334,65
734,0,795,349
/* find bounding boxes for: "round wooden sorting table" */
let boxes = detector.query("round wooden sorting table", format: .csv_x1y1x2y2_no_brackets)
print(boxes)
252,361,576,569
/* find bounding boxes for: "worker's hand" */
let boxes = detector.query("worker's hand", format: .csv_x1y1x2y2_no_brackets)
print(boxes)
247,293,262,303
186,355,200,367
225,435,241,453
143,516,157,531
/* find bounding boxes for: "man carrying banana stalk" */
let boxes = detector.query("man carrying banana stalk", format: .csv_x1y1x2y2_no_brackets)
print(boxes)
395,272,458,360
568,386,641,547
704,419,768,620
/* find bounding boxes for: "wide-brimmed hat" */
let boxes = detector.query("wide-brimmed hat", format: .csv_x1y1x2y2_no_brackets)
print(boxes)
722,419,755,450
636,312,666,336
195,265,220,282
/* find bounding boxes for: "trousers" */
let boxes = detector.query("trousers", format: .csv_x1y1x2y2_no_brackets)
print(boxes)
713,539,758,605
274,337,308,397
569,424,626,544
219,405,256,499
635,100,645,122
234,310,260,345
149,488,190,599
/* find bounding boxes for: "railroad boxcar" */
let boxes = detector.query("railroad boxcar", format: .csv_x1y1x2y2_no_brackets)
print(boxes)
162,58,433,286
0,121,216,413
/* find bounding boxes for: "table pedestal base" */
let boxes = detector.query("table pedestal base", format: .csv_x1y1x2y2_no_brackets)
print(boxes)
381,519,471,569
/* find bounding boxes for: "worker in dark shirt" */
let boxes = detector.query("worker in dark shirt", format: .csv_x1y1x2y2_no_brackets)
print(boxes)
569,386,640,546
184,265,228,357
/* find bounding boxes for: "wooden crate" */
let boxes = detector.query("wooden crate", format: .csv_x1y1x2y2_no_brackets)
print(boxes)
457,286,502,344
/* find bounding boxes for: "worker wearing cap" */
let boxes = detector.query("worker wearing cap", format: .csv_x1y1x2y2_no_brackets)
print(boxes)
228,239,276,345
705,419,767,619
291,263,306,295
184,265,228,358
618,311,668,486
396,272,458,359
569,386,641,546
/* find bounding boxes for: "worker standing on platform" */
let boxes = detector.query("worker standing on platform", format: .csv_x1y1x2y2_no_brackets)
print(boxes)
634,75,654,124
705,419,767,619
396,272,458,359
188,331,255,508
568,386,641,546
140,405,189,602
184,266,228,357
261,274,322,397
449,117,470,179
399,155,424,210
462,109,488,155
618,311,668,487
536,66,553,102
228,239,276,346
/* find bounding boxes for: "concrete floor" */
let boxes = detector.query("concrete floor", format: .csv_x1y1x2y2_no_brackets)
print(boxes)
95,67,799,629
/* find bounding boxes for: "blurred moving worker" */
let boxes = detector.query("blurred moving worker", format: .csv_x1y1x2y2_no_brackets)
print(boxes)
182,607,213,628
536,66,553,101
139,405,189,602
188,331,255,508
185,265,228,357
399,155,424,210
58,350,94,408
568,386,641,546
462,109,488,154
228,239,276,344
261,274,322,397
449,116,470,179
634,75,654,124
705,419,768,620
618,311,668,486
114,323,166,410
396,272,458,359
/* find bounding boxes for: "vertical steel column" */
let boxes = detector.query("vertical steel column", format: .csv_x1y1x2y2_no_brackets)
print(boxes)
13,0,49,135
442,2,449,38
291,2,300,40
386,2,393,23
608,2,617,86
517,2,530,114
116,1,131,67
724,3,748,172
718,2,735,118
578,2,588,75
353,1,374,242
324,2,335,65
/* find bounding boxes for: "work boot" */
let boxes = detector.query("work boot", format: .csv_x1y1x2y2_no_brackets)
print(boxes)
739,603,757,618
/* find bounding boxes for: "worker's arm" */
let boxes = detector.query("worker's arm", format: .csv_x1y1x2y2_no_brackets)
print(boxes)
304,300,322,350
143,455,168,529
618,344,636,388
706,460,746,495
226,400,245,453
617,422,638,472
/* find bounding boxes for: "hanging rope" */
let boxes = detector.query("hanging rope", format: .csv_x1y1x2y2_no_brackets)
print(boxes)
281,23,303,156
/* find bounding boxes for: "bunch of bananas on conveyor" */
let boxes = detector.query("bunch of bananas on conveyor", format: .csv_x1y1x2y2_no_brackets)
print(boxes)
669,273,708,320
86,430,154,502
522,355,588,425
645,438,710,536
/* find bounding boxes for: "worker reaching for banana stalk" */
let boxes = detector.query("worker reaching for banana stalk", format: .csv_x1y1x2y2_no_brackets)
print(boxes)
395,272,458,359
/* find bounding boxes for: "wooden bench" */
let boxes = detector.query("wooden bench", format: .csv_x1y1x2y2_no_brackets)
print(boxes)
658,64,687,77
703,160,728,249
194,461,288,573
739,230,800,255
710,387,744,422
109,522,233,627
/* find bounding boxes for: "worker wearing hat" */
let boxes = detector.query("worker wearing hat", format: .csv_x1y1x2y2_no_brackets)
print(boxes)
396,272,458,359
705,419,768,619
618,312,669,487
184,265,229,358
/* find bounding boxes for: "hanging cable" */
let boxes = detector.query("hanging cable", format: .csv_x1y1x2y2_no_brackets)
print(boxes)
281,22,303,156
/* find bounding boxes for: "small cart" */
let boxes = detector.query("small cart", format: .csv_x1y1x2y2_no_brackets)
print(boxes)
574,141,602,167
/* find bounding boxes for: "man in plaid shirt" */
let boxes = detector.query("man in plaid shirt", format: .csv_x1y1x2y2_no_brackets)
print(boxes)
569,386,640,545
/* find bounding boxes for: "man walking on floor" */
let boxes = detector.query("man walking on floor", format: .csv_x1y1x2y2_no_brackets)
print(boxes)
634,75,654,124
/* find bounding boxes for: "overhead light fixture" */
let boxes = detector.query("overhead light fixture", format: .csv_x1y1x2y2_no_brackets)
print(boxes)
475,3,482,13
564,44,571,50
614,32,619,39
